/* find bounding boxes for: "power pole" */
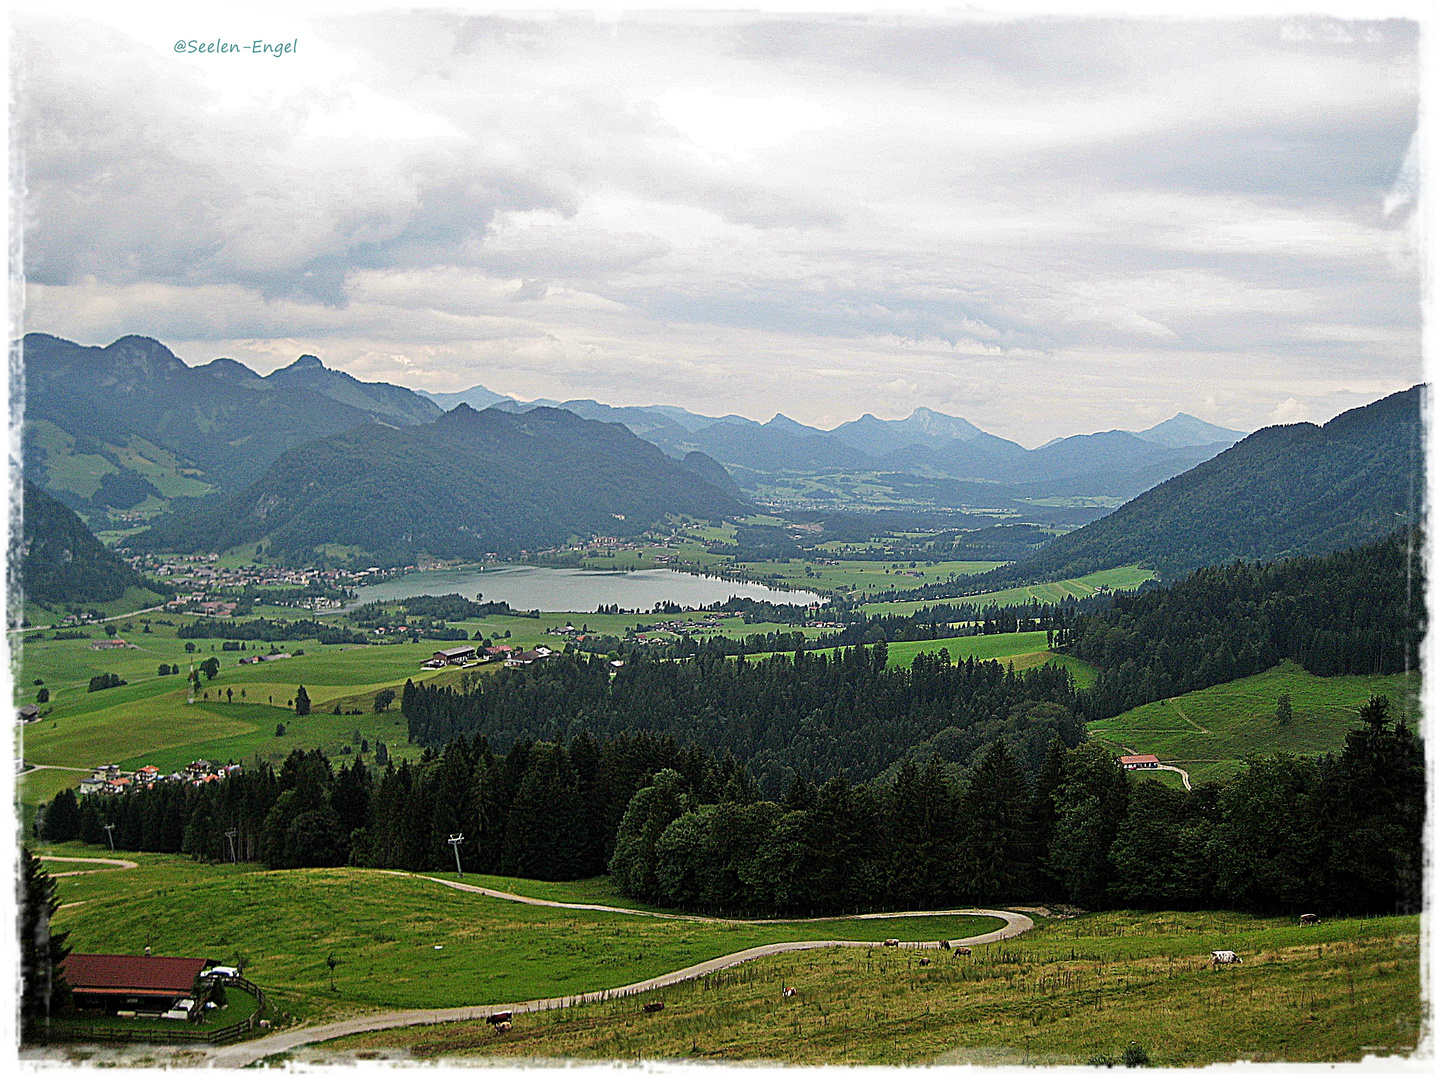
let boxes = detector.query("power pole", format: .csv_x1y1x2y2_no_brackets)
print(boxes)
224,829,238,864
102,823,116,851
447,833,465,876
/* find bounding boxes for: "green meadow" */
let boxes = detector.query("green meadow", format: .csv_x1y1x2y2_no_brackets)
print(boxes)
862,565,1157,616
44,846,1003,1022
1088,662,1422,783
318,908,1422,1067
779,632,1098,688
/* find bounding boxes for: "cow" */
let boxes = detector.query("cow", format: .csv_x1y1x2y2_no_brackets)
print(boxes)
782,987,797,999
643,1001,665,1014
493,1021,512,1034
883,939,900,947
953,946,971,957
1211,950,1241,966
918,958,931,967
1300,914,1320,926
486,1011,513,1026
938,941,950,950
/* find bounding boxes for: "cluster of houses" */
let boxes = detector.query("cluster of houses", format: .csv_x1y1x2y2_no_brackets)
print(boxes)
422,644,555,670
77,760,241,797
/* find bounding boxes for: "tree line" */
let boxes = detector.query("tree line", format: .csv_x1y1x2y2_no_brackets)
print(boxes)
1062,531,1423,719
399,643,1083,795
38,695,1420,918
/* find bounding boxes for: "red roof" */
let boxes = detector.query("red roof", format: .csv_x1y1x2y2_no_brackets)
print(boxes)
1120,754,1160,765
61,954,210,995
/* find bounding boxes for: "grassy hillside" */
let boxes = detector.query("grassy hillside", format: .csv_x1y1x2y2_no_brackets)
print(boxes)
1087,662,1421,784
318,908,1421,1066
44,847,1002,1023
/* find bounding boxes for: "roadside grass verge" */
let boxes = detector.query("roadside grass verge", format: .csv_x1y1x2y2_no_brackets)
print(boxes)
49,857,1003,1023
319,909,1421,1066
1088,662,1421,783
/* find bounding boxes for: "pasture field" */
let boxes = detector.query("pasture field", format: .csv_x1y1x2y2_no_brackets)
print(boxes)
1087,662,1422,784
861,565,1157,616
44,846,1003,1023
318,909,1423,1066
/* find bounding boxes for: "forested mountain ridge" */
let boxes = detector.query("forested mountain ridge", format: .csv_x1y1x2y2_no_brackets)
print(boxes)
16,480,161,607
974,385,1423,586
133,404,749,564
22,334,441,505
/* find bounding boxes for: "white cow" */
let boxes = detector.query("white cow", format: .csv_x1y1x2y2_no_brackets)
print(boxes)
1211,950,1241,965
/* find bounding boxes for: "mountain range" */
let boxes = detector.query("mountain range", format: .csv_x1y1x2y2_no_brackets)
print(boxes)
24,334,1249,531
973,385,1424,585
135,405,748,565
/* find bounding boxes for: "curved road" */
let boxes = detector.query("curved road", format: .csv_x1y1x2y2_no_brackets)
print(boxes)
202,874,1033,1067
40,855,139,877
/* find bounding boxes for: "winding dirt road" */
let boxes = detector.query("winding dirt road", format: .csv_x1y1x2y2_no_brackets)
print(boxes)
40,855,139,877
201,875,1033,1067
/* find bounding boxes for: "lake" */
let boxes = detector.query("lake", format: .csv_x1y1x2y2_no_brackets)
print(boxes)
348,565,824,613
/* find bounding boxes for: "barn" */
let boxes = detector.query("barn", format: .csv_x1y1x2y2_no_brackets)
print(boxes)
61,953,211,1017
1119,754,1160,771
432,645,477,666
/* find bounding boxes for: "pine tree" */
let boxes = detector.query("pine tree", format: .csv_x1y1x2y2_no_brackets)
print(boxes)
1275,693,1293,726
295,685,311,716
20,848,71,1026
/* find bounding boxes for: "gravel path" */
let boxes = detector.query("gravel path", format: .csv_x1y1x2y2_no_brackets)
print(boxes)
199,877,1033,1068
40,855,139,877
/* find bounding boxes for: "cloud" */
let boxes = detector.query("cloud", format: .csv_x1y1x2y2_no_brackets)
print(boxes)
16,10,1421,444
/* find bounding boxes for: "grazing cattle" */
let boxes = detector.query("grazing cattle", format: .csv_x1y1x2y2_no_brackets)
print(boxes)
782,987,797,999
494,1021,512,1034
953,946,971,957
1211,950,1241,965
883,939,900,947
486,1011,513,1026
918,958,931,966
938,941,950,950
643,1001,665,1013
1300,914,1320,926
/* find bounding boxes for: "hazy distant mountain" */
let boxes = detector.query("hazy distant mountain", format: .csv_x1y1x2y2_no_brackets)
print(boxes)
418,383,514,411
136,405,749,565
264,354,441,426
977,385,1423,584
1133,413,1246,449
829,407,996,457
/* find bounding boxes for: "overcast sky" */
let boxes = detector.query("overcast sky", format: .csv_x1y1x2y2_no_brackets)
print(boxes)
15,3,1423,446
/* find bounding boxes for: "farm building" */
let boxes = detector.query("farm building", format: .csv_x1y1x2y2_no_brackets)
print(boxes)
61,953,211,1016
1120,754,1161,770
432,645,477,665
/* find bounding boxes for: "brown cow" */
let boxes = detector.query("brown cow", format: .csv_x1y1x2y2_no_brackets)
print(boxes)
1300,914,1320,926
918,958,931,966
644,1001,665,1013
494,1021,512,1034
486,1011,513,1026
782,986,797,999
938,940,951,950
883,939,900,947
953,946,971,957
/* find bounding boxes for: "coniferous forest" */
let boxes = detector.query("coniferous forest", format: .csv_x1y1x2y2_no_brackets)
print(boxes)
42,694,1421,918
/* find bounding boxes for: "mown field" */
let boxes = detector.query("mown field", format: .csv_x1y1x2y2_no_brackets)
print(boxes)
1087,662,1422,784
315,909,1423,1067
861,564,1157,616
42,845,1003,1023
